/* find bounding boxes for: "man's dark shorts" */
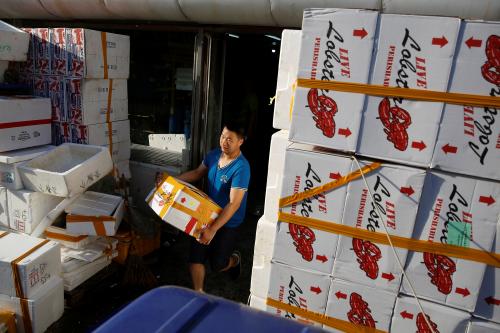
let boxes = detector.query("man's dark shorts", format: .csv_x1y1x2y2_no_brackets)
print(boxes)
188,226,239,272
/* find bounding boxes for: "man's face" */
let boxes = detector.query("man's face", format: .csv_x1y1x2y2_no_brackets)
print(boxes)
219,127,243,155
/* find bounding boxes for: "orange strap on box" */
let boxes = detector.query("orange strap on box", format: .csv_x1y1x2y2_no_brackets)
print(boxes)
45,230,88,243
296,79,500,108
172,201,215,232
66,214,115,236
279,162,381,208
106,78,114,159
266,297,387,333
278,211,500,267
11,239,50,333
0,231,7,239
0,309,16,333
100,31,108,79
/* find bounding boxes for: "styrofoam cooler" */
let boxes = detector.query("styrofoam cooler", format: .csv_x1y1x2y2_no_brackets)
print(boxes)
266,261,330,327
67,28,130,79
431,20,500,181
324,279,397,332
332,161,426,293
390,295,470,333
0,145,55,190
0,276,64,333
468,319,500,333
0,232,61,299
7,189,63,234
65,78,128,125
273,148,352,274
0,21,30,61
0,96,51,152
0,186,7,228
475,223,500,323
273,30,301,131
104,140,131,163
289,8,378,152
357,14,461,166
402,171,500,311
18,143,113,197
71,119,130,146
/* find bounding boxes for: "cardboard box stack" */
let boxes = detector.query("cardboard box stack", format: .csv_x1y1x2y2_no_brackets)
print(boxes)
21,27,131,181
251,8,500,333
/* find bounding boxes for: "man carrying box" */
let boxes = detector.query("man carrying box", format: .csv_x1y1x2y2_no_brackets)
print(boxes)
159,121,250,292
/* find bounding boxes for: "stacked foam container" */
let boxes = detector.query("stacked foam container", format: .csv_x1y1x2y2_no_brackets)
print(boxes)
250,8,500,333
21,27,131,181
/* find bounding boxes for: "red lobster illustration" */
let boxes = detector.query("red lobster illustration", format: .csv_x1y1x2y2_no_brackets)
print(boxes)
307,88,338,138
347,292,376,328
416,313,440,333
481,35,500,86
352,238,382,279
288,224,316,261
378,97,412,151
423,252,456,295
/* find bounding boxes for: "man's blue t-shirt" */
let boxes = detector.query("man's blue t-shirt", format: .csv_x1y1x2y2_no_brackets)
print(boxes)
203,148,250,228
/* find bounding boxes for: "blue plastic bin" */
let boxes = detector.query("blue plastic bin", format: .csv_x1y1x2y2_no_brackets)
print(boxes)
94,286,325,333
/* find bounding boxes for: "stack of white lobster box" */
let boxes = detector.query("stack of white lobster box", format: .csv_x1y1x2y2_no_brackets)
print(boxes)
23,27,131,180
250,8,500,333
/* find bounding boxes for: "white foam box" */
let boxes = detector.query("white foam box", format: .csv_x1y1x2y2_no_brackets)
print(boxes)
65,78,128,125
249,294,267,311
390,295,470,333
332,161,425,293
266,261,330,326
67,28,130,79
357,14,461,167
7,189,63,234
0,96,51,152
273,147,352,274
324,279,396,332
44,225,92,249
18,143,113,197
148,134,187,153
33,28,50,75
63,254,113,291
263,130,291,221
289,8,378,152
0,187,7,228
0,232,61,298
0,21,30,61
273,29,301,131
51,121,71,146
113,159,131,180
65,191,125,236
104,140,131,163
250,216,278,299
468,319,500,333
49,27,67,76
432,21,500,181
20,28,34,76
475,223,500,323
0,276,64,333
402,171,500,311
71,119,130,146
61,237,117,262
0,145,55,190
47,75,65,122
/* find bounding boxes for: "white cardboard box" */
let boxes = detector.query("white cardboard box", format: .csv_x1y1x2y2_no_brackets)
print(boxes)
390,295,470,333
67,28,130,79
475,223,500,323
273,29,301,131
18,143,113,197
0,96,51,152
468,319,500,333
65,191,125,236
324,279,396,332
71,119,130,146
0,145,55,190
0,232,61,299
148,134,186,153
332,161,426,293
0,186,7,228
357,14,461,166
266,261,330,326
63,254,113,291
289,8,378,152
0,276,64,333
273,148,352,274
0,21,30,61
65,78,128,125
104,140,131,163
402,171,500,311
7,189,63,234
49,27,67,76
44,225,92,249
432,21,500,181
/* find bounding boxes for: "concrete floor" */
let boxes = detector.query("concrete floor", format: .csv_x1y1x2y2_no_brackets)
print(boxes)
46,212,260,332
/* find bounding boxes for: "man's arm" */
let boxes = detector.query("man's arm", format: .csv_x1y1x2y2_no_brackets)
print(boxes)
177,163,208,183
198,187,246,244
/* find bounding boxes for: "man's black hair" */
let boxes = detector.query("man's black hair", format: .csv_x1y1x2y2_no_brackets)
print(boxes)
223,120,247,140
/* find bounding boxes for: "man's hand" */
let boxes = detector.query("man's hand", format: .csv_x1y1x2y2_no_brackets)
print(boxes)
197,226,216,245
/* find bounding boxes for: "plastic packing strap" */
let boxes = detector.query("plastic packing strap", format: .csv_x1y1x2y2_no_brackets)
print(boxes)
66,214,116,236
295,79,500,108
44,230,88,242
30,195,81,238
